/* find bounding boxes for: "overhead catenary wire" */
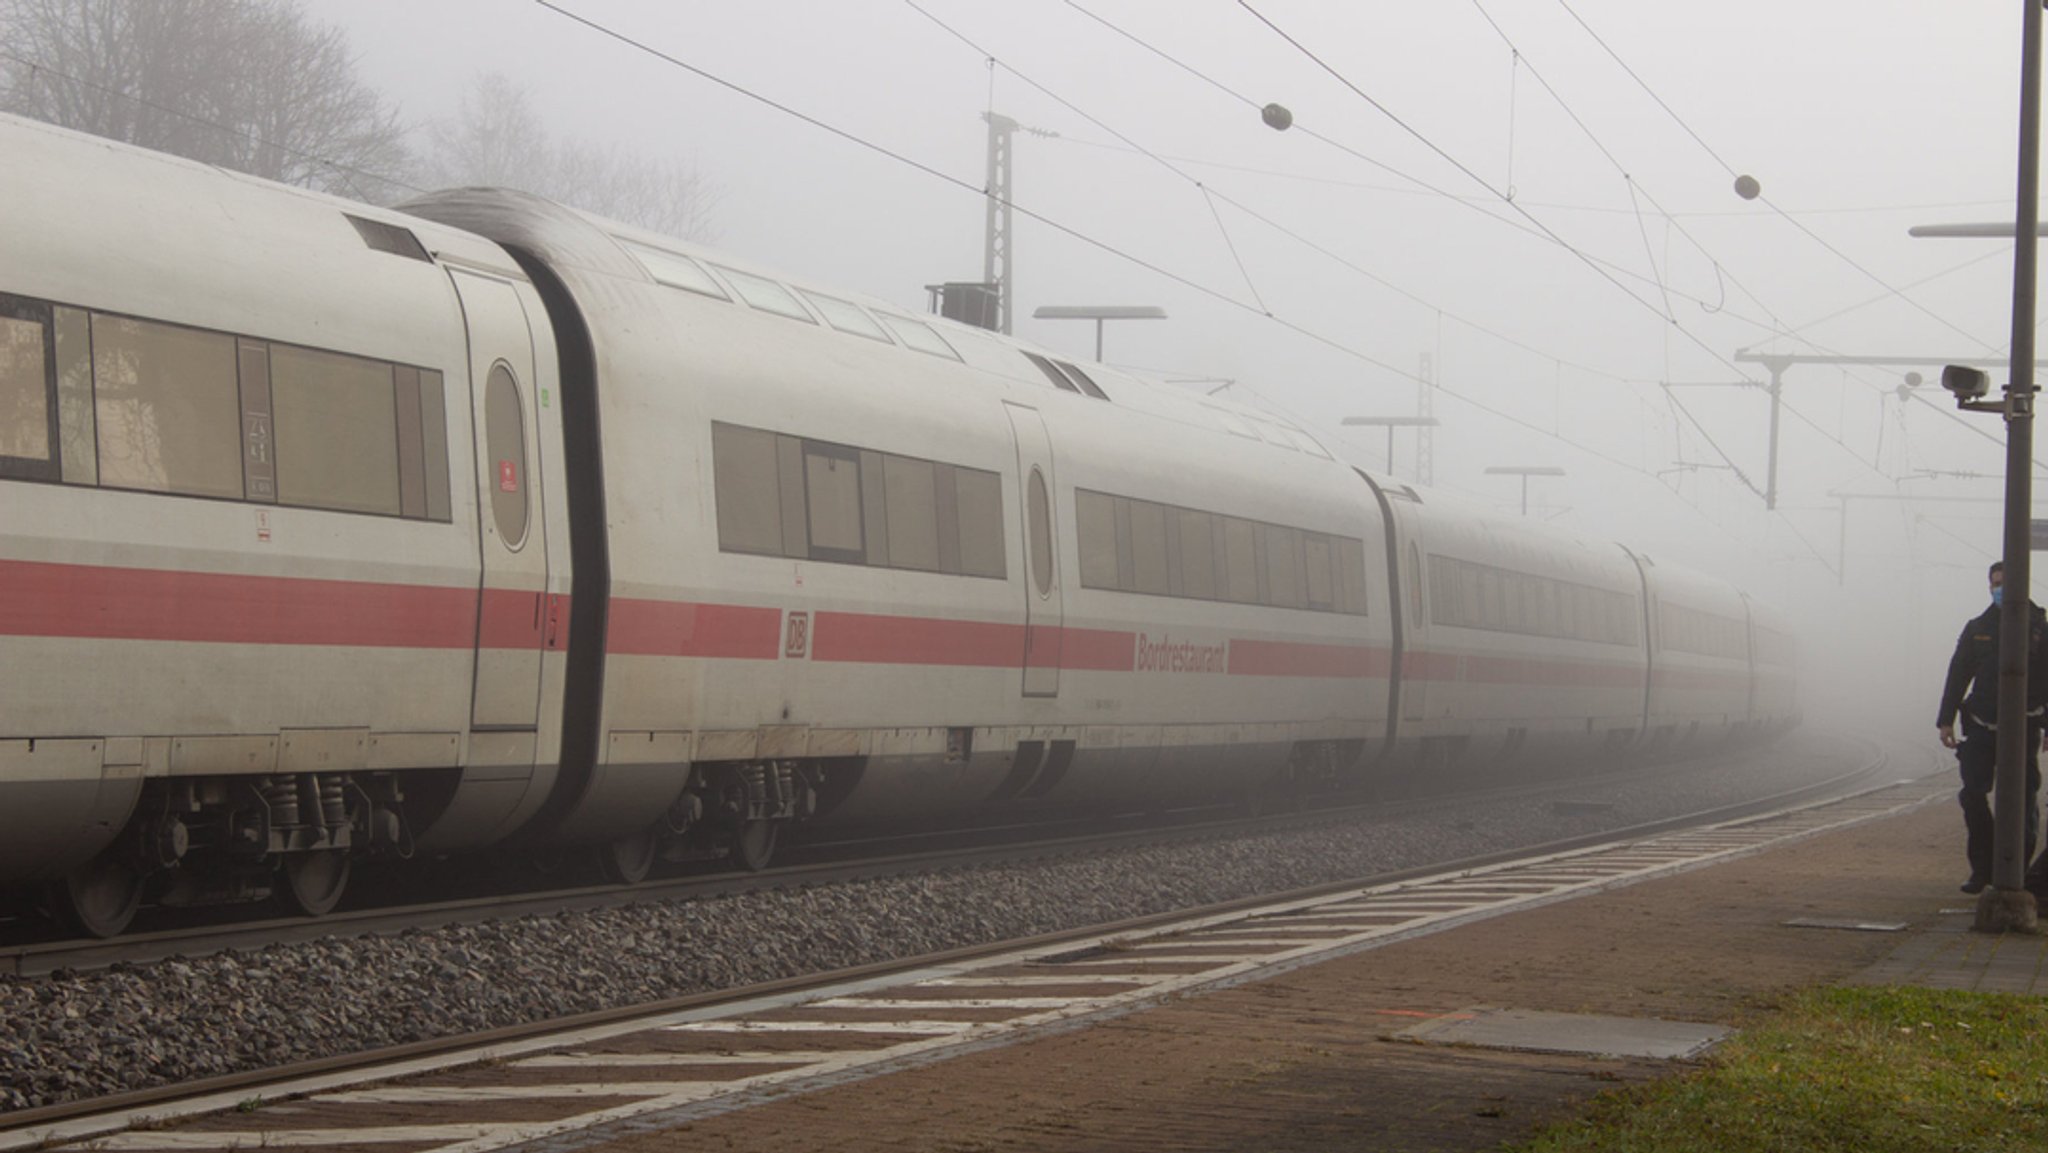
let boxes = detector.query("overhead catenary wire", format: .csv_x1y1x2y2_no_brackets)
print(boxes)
1238,0,1777,496
1548,0,2004,354
528,0,1885,560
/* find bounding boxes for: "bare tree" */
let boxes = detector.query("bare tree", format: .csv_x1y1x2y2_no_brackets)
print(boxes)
425,72,718,240
0,0,411,202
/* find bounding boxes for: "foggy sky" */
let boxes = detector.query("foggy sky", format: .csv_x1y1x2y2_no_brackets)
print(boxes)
324,0,2038,738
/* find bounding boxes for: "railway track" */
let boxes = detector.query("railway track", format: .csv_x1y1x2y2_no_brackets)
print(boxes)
0,736,1871,977
0,732,1920,1148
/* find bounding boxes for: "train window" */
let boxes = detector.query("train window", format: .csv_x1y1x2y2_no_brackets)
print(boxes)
483,364,529,548
235,340,277,503
1129,500,1169,595
1408,544,1423,626
954,467,1006,578
622,241,729,300
1028,467,1053,597
933,462,963,573
1076,489,1119,589
1340,539,1369,616
92,314,243,499
800,291,892,342
882,454,940,571
1264,524,1306,609
419,370,452,522
1178,509,1217,600
394,367,428,519
858,451,890,567
1022,351,1082,394
0,299,56,480
715,265,817,324
271,344,403,516
714,422,787,554
1054,360,1110,401
803,442,864,560
1304,533,1335,610
878,315,961,361
1222,517,1259,603
55,306,94,485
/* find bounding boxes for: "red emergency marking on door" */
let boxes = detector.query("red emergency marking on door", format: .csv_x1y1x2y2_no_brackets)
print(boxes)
498,460,518,492
784,611,810,659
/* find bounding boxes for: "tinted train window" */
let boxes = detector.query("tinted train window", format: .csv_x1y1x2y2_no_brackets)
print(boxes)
1073,486,1367,614
0,293,451,520
92,314,244,499
882,455,940,571
484,364,528,548
0,298,55,479
54,307,94,485
1028,468,1053,597
272,344,402,516
1660,603,1748,659
955,467,1006,578
1177,509,1217,600
803,444,863,558
1428,552,1639,646
710,420,1005,579
713,423,786,555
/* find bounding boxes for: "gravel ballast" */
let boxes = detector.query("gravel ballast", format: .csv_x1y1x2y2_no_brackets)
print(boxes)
0,732,1903,1114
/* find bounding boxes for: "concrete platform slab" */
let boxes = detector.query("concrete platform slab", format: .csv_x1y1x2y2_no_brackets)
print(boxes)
1395,1007,1729,1060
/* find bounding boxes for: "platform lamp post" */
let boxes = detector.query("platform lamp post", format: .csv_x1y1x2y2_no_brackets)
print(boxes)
1030,305,1167,362
1916,0,2044,933
1340,415,1439,482
1484,465,1566,516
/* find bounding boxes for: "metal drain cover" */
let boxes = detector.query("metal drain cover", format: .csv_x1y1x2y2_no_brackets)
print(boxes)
1396,1007,1728,1060
1783,918,1909,932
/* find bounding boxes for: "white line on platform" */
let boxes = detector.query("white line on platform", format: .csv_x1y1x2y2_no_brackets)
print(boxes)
515,1052,843,1068
666,1019,974,1035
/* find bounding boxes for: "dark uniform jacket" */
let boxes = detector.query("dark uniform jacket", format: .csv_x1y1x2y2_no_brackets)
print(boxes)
1939,600,2048,729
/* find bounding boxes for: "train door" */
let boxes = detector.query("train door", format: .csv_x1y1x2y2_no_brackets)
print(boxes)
1004,403,1063,697
451,269,552,730
1401,538,1429,727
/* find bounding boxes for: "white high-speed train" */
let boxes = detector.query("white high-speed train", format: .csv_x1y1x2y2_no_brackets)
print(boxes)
0,114,1799,936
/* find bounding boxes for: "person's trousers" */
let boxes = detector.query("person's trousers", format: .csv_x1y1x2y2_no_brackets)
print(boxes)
1956,716,2042,883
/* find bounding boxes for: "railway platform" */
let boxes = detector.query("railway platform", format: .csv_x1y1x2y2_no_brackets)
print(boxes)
15,760,2045,1153
556,771,2044,1153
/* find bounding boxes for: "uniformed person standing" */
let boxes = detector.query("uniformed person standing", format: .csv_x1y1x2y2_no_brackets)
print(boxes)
1937,561,2048,893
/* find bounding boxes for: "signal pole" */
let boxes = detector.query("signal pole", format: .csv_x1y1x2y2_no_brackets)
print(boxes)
982,112,1016,335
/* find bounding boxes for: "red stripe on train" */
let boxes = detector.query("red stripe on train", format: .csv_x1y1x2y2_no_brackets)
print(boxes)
605,598,781,658
1228,638,1389,678
0,558,477,648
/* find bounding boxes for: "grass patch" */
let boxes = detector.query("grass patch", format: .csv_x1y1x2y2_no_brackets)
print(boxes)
1513,986,2048,1152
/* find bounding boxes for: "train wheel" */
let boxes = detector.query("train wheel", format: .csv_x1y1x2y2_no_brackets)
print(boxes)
600,829,658,885
281,849,351,917
51,855,143,939
733,821,778,872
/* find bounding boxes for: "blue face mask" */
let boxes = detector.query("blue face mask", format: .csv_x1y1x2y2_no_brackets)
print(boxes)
1993,585,2005,607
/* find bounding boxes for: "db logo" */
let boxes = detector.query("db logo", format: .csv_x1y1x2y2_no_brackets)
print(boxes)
784,611,810,659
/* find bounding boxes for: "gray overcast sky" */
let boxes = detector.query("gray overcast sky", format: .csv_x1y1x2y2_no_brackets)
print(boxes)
329,0,2036,729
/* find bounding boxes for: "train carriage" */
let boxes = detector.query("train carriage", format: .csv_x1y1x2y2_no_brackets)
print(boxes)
1373,483,1650,775
0,116,575,933
1633,551,1757,752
